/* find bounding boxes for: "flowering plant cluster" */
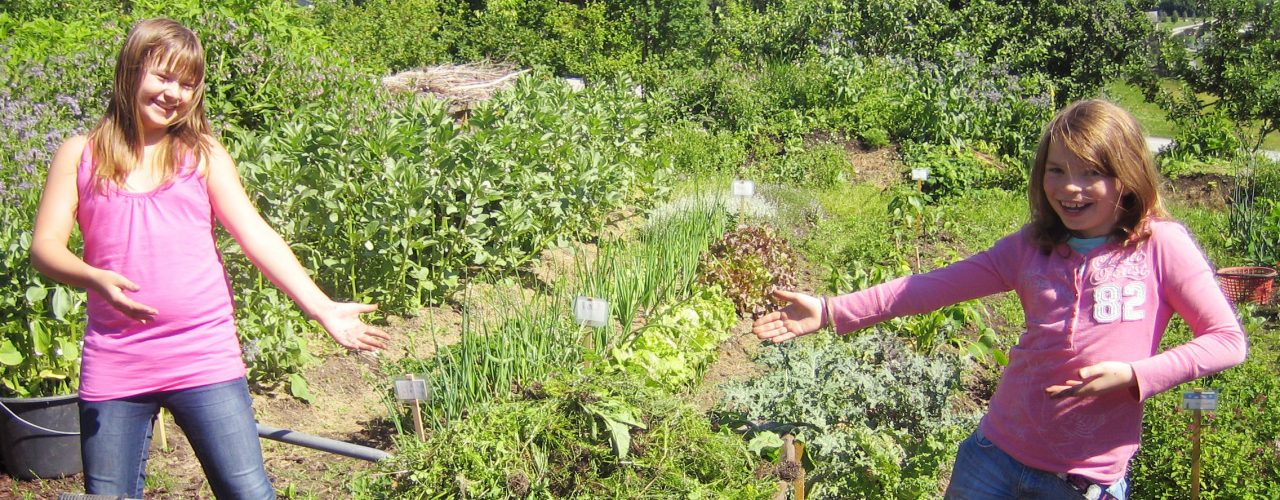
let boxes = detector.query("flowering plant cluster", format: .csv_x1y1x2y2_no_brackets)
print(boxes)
0,39,112,397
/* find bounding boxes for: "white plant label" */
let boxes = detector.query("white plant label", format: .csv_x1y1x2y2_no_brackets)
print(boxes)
731,179,755,197
910,168,930,181
1181,390,1218,411
394,376,430,402
574,296,609,327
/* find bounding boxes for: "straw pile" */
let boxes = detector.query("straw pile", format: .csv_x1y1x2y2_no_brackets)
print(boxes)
382,63,529,113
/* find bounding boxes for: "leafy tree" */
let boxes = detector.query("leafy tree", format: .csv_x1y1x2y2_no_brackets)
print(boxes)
954,0,1157,106
1143,0,1280,152
608,0,711,65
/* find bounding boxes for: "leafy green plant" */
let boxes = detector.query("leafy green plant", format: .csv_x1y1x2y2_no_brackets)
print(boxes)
354,371,776,499
309,0,462,74
900,141,1025,199
718,333,977,498
610,286,736,390
756,141,848,188
1225,157,1280,267
1129,311,1280,497
0,36,109,397
697,224,800,319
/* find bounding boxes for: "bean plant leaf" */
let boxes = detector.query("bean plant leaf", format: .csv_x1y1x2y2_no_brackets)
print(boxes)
0,340,24,366
51,287,72,321
289,373,315,404
25,286,47,305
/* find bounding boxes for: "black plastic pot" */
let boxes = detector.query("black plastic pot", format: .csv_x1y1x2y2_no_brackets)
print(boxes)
0,393,81,479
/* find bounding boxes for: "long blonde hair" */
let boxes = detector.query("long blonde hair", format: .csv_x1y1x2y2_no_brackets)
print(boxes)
1028,99,1168,253
88,18,212,191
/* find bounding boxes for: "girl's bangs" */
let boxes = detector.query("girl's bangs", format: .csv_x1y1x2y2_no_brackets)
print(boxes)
147,44,204,83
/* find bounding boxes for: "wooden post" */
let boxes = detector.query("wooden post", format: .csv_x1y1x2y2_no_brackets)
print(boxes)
408,374,425,440
794,440,806,500
1190,409,1203,500
157,408,169,452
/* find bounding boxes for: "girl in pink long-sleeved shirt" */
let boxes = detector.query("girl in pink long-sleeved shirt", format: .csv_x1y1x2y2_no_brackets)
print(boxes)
753,100,1247,499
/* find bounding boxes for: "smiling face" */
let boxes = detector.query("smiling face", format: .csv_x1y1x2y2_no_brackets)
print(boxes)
1042,140,1124,238
135,55,198,135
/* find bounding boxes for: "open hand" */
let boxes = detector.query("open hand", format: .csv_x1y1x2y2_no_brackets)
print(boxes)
1045,361,1137,399
752,290,824,344
313,302,391,352
90,269,158,322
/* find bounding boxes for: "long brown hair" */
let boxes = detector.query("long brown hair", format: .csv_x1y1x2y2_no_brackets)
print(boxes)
1028,99,1168,254
88,18,212,191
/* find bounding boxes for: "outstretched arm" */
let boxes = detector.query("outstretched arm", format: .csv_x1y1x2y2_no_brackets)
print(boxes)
205,140,390,351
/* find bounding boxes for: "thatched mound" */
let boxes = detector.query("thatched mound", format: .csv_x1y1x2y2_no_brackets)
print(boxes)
382,63,529,113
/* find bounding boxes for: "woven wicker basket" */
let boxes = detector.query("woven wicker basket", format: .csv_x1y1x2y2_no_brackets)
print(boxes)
1216,266,1277,305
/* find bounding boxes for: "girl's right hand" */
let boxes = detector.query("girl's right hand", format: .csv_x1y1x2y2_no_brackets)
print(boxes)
89,269,158,322
752,290,825,343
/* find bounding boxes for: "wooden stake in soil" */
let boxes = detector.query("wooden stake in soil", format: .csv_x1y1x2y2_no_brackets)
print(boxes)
1183,389,1218,500
395,374,430,440
157,408,169,452
409,374,424,439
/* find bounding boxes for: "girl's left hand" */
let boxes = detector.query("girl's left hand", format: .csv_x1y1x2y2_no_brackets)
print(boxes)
1045,361,1137,399
313,302,391,352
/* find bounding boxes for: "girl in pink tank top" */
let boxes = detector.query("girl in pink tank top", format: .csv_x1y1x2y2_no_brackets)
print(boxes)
31,18,391,499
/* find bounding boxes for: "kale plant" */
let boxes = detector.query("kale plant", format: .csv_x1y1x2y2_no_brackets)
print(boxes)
718,333,979,498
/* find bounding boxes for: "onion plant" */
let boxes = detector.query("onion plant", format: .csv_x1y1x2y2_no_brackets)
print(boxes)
393,197,729,429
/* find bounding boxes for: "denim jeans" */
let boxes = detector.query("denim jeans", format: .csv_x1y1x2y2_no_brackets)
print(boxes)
80,378,275,499
944,426,1129,500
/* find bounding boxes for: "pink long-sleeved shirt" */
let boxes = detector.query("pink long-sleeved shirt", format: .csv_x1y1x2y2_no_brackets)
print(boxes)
829,220,1246,484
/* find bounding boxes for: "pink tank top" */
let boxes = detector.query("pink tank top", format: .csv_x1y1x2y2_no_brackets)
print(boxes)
76,143,245,401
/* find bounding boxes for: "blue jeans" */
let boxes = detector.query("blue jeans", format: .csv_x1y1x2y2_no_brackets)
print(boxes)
79,378,275,499
945,426,1129,499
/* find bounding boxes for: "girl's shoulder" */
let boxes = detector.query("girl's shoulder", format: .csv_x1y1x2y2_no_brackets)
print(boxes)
49,135,91,173
191,133,230,175
56,134,90,156
1143,218,1193,243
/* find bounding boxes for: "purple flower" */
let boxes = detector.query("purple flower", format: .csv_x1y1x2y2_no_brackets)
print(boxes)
55,95,82,117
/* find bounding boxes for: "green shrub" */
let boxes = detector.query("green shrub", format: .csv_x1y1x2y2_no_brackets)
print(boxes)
648,120,749,176
1129,312,1280,497
756,141,848,188
309,0,463,74
0,0,121,21
718,333,977,498
354,371,776,498
900,142,1025,199
455,0,640,80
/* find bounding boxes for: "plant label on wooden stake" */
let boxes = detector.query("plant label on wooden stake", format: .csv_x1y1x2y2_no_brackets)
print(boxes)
731,179,755,197
1183,389,1217,500
573,296,609,327
911,168,929,192
1182,389,1218,411
395,374,429,439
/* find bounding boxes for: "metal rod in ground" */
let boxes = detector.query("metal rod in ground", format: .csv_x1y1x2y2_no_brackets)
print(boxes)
257,423,391,462
1191,409,1203,500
